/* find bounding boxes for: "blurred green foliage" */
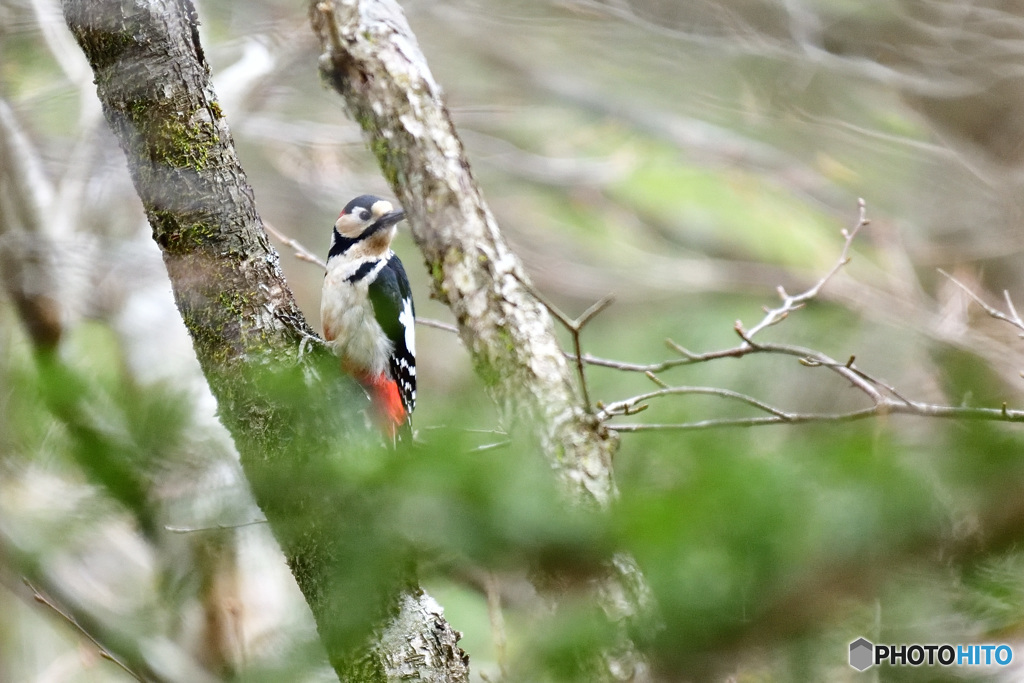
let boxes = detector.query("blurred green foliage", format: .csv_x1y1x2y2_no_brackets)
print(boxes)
6,273,1024,682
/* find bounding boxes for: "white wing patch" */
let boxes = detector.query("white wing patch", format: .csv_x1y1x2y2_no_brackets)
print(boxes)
395,295,416,410
399,296,416,362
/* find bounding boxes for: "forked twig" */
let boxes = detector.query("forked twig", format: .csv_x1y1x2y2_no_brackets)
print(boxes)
512,270,613,414
581,200,1024,432
575,199,870,375
743,197,869,339
599,201,881,402
939,268,1024,337
612,401,1024,432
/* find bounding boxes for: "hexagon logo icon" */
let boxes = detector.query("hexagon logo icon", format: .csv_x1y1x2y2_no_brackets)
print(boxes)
849,637,874,671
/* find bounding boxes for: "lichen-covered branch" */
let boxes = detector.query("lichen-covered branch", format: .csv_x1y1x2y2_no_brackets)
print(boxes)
61,1,467,680
309,0,619,508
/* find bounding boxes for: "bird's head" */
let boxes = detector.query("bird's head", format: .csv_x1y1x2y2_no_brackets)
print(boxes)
330,194,406,259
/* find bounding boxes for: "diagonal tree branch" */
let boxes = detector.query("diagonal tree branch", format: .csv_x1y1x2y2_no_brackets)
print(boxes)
308,3,651,680
309,0,618,508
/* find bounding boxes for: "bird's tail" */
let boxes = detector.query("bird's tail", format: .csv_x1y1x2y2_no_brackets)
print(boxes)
353,370,410,445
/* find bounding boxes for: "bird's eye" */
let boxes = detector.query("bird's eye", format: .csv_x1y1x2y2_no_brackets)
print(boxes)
358,209,371,221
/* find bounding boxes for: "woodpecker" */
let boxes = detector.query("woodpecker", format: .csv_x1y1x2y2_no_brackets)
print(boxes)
321,195,415,443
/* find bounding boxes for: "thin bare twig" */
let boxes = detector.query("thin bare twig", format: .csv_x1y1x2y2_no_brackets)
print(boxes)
573,200,871,377
417,317,459,334
1005,292,1023,330
644,371,669,388
591,201,883,413
413,426,511,453
417,426,509,436
744,198,869,339
164,518,268,534
593,335,887,405
574,352,691,374
799,355,915,406
588,339,915,413
468,440,512,453
740,334,885,403
939,268,1024,337
25,580,145,682
511,270,614,414
587,199,1024,433
598,385,793,422
611,400,1024,432
264,221,327,270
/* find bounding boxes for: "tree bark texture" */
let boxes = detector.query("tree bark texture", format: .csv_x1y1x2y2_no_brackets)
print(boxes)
61,1,468,680
308,3,651,680
309,0,619,508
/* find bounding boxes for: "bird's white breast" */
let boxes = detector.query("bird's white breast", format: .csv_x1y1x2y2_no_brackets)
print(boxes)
321,256,393,376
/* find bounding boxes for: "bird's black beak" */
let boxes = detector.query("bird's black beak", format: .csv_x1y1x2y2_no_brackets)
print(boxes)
379,209,405,227
359,209,406,240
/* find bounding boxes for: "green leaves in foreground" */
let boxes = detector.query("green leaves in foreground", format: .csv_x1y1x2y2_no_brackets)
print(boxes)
8,321,1024,681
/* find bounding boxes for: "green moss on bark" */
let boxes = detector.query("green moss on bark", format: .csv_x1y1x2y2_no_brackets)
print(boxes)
67,24,136,72
149,210,220,255
127,99,216,170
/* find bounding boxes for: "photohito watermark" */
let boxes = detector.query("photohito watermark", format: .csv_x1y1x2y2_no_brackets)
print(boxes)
849,637,1013,671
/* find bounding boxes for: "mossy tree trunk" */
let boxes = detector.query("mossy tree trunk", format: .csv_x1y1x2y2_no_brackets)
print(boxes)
61,0,468,680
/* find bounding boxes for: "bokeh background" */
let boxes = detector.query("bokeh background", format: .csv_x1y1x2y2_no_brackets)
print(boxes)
4,0,1024,680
